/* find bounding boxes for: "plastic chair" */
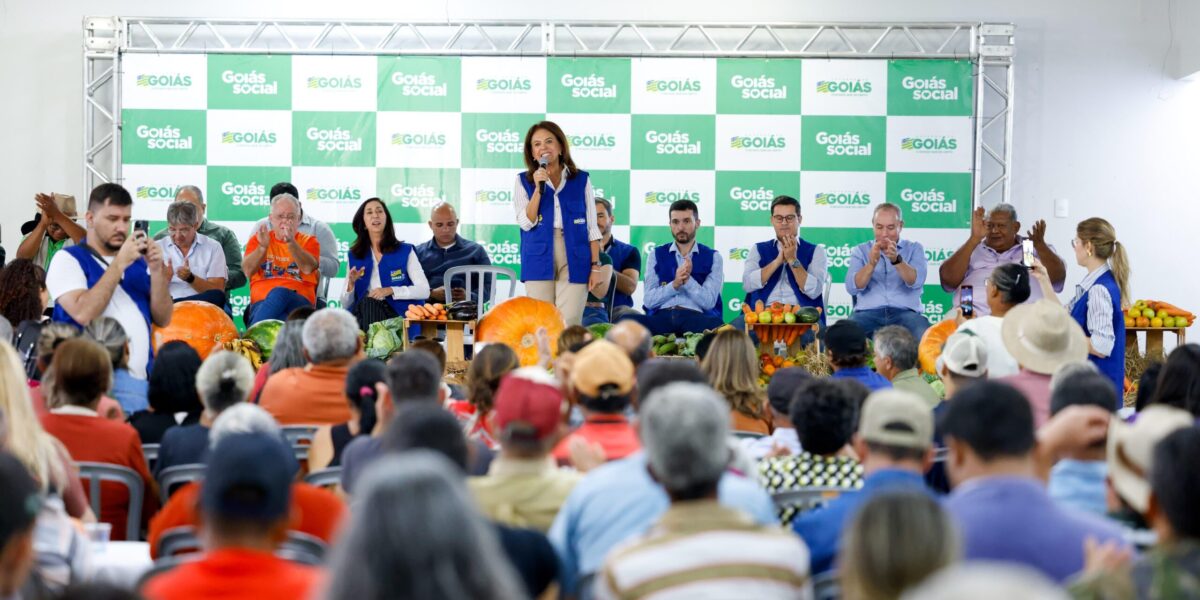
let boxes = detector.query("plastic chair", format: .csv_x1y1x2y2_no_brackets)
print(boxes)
304,467,342,489
142,444,160,472
731,430,766,440
441,265,517,318
158,464,206,504
769,487,845,513
281,425,319,445
933,446,949,464
813,570,840,600
77,462,145,542
278,531,329,565
156,526,201,557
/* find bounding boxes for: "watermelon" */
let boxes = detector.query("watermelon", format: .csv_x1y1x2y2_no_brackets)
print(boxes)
796,307,821,324
244,319,284,361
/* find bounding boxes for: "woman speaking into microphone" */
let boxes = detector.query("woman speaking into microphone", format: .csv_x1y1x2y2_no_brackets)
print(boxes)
513,121,604,326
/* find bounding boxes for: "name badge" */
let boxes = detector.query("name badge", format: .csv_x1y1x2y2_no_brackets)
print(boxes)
573,217,586,225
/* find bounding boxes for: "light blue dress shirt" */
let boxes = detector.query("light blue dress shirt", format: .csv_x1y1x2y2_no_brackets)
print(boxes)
642,243,724,313
844,239,928,312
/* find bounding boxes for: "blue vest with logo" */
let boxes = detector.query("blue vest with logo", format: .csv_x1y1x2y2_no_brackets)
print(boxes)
1069,270,1126,397
348,243,420,316
518,170,592,284
51,243,155,375
649,243,722,317
745,238,826,326
604,237,639,308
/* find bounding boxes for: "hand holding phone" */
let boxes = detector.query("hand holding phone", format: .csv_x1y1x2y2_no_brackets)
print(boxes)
961,285,974,318
1022,239,1035,267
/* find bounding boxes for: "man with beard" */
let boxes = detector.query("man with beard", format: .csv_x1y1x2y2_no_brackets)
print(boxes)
845,203,930,340
618,200,724,336
591,197,641,318
46,183,173,379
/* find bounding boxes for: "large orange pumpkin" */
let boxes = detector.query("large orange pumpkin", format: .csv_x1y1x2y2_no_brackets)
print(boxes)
918,318,958,375
152,301,240,360
475,297,565,367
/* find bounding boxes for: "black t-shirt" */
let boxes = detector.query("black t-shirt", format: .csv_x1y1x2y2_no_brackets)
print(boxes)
494,523,559,597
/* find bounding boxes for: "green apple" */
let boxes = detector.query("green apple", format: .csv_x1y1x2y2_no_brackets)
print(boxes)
1143,308,1157,319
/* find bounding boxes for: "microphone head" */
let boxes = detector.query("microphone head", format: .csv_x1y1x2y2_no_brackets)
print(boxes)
537,153,549,168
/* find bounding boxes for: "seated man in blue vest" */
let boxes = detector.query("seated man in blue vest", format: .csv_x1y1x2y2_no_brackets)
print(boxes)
583,197,641,325
45,183,174,380
846,203,931,340
618,200,725,336
739,195,827,344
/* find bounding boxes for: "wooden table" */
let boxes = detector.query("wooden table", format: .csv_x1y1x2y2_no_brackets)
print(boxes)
403,319,475,362
1126,326,1188,359
747,322,820,355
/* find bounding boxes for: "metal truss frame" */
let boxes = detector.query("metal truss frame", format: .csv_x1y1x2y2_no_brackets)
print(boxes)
83,18,1014,207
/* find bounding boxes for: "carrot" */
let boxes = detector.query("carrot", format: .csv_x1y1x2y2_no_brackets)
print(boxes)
786,326,800,346
783,304,795,314
1148,301,1195,319
742,304,755,318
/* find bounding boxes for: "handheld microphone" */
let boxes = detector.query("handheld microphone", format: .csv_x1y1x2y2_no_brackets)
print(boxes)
537,153,553,196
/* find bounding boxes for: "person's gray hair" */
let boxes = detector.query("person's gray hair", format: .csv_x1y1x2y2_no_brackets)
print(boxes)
83,317,129,370
324,452,525,600
986,202,1018,223
302,309,360,364
873,202,904,223
270,193,300,210
1050,360,1099,391
900,563,1069,600
209,403,281,450
269,322,308,375
174,185,204,204
640,382,730,494
0,316,12,347
195,351,256,415
873,325,919,371
165,201,200,227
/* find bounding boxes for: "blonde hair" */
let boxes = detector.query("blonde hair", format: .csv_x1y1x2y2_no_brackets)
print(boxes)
699,329,766,420
1077,217,1130,306
840,491,960,600
0,341,67,494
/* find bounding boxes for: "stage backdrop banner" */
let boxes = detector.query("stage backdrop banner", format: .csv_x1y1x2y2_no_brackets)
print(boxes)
120,55,975,328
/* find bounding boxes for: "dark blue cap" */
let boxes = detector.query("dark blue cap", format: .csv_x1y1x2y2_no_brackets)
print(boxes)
202,433,292,522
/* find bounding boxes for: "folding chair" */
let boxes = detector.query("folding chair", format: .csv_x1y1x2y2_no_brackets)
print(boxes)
158,464,206,504
77,462,145,542
303,467,343,489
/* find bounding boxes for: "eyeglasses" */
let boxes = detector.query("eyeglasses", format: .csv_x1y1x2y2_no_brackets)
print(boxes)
771,215,798,224
1070,238,1080,248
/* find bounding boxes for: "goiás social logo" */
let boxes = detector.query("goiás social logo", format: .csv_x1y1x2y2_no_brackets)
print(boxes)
307,76,362,89
815,131,872,156
814,191,871,208
475,127,522,154
730,75,787,99
221,70,278,95
826,242,855,271
644,190,700,205
729,135,786,151
306,127,363,152
135,125,194,150
568,134,617,149
221,130,278,146
645,78,702,94
390,72,448,97
922,299,948,321
305,186,361,202
136,73,192,89
815,79,872,96
390,132,447,148
473,189,513,206
901,75,959,101
560,73,617,98
221,181,270,207
475,77,532,92
729,186,774,211
899,187,957,213
390,184,444,209
900,136,957,153
482,240,521,266
645,130,702,155
135,185,178,200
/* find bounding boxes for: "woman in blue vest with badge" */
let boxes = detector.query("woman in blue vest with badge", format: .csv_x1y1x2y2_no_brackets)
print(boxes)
513,121,605,326
1031,217,1129,400
342,198,430,331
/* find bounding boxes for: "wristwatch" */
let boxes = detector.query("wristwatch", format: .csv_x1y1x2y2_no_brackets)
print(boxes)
184,272,196,283
789,258,803,269
891,254,904,266
592,260,602,267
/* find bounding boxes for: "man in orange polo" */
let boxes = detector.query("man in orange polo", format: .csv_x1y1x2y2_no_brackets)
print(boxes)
259,308,360,425
243,193,320,325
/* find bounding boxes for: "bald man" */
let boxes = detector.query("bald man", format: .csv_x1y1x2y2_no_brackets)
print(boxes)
415,203,493,304
605,320,654,368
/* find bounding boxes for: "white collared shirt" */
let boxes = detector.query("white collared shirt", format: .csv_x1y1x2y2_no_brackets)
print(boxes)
512,167,602,241
157,232,228,299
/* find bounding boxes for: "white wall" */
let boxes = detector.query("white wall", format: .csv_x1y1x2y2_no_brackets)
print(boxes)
1,0,1196,343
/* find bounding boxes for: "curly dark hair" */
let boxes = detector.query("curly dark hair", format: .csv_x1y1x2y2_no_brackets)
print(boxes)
0,259,47,324
790,379,870,455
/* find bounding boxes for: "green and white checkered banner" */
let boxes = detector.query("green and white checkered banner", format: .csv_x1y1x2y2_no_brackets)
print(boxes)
120,54,975,325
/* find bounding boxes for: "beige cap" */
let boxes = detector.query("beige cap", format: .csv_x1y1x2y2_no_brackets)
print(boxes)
570,340,635,398
859,389,934,450
937,330,989,378
1107,405,1194,514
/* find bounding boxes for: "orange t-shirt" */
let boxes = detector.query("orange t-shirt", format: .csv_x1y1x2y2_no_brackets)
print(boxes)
142,547,320,600
258,364,353,426
148,481,347,559
731,409,774,436
552,415,641,464
246,232,321,304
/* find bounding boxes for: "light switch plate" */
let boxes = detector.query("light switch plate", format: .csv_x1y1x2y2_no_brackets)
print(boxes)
1054,198,1069,218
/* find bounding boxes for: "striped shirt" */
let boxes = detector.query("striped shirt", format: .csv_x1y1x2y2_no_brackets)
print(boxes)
595,501,813,600
1066,264,1115,357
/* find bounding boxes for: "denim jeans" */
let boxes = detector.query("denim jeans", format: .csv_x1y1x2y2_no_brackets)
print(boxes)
175,290,227,308
582,306,610,326
849,307,930,340
245,288,314,325
619,308,725,336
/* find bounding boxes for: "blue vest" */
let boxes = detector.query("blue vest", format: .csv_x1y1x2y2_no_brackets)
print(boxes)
1069,270,1126,398
603,237,639,308
649,243,722,317
518,171,593,284
745,239,826,326
51,244,155,375
348,243,420,316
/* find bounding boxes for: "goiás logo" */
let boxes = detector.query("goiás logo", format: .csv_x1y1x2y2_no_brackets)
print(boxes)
644,190,700,205
730,186,774,211
475,77,532,92
815,79,872,96
593,186,618,205
483,240,520,266
728,247,750,261
814,191,871,208
924,246,954,265
135,125,194,150
645,130,702,155
390,72,447,97
826,242,855,271
473,189,513,206
730,75,787,99
560,74,617,98
922,299,948,322
306,127,363,152
134,185,178,200
568,134,617,149
220,70,278,96
307,76,363,89
815,131,872,156
899,187,957,213
900,137,957,153
729,135,786,151
221,130,278,146
825,301,853,319
136,73,192,89
230,293,251,317
390,184,444,209
902,75,959,101
305,186,362,202
645,78,702,94
475,127,522,154
221,181,270,207
390,132,447,149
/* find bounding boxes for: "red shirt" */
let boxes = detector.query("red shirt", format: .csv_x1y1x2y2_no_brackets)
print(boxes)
552,415,641,463
148,481,347,559
449,400,497,449
142,547,321,600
